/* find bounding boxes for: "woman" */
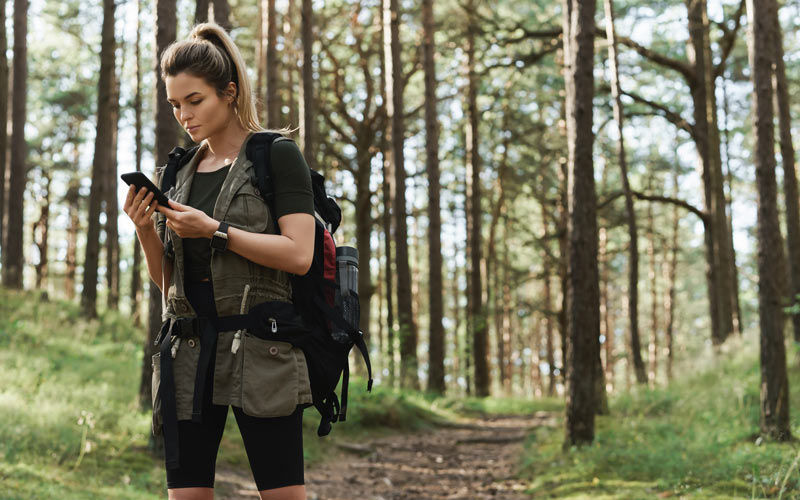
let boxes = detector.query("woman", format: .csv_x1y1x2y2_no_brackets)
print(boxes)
123,22,314,500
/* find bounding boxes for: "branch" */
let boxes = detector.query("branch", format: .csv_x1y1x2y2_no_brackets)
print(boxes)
713,0,746,79
479,45,559,75
599,189,708,224
598,84,695,138
596,26,695,84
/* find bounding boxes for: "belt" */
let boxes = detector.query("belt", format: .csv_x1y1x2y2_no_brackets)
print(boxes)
156,301,301,470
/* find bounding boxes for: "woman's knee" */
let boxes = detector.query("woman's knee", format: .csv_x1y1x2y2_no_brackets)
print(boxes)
259,484,306,500
168,486,214,500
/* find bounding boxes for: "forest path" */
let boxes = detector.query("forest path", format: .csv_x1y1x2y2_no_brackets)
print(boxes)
213,411,558,500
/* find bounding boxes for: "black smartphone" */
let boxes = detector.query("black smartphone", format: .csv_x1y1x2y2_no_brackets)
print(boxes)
120,172,171,208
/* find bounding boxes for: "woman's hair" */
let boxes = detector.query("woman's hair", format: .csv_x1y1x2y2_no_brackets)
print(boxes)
160,22,296,136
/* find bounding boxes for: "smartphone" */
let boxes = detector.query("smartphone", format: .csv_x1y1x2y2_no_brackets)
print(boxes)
120,172,171,208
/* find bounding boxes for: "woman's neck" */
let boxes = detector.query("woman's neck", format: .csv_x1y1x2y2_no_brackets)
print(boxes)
203,125,250,165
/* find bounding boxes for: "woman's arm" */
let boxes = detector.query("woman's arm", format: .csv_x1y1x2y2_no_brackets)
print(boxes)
159,199,315,275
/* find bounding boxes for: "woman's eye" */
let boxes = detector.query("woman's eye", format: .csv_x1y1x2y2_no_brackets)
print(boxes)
171,100,202,109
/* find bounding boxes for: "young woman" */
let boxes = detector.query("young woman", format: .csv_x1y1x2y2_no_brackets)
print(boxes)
123,22,314,500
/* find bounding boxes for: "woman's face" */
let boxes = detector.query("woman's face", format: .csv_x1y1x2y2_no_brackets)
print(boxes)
165,72,236,141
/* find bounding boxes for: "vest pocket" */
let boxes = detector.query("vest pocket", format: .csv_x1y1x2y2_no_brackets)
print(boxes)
173,335,201,420
151,352,162,437
241,333,298,417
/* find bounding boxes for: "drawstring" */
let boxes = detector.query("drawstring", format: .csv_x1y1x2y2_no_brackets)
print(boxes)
231,284,250,354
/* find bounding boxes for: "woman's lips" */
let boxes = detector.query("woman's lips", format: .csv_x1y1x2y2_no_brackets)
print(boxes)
188,125,200,132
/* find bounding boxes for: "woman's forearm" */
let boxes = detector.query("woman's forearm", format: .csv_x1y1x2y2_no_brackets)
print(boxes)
225,226,309,275
136,224,173,296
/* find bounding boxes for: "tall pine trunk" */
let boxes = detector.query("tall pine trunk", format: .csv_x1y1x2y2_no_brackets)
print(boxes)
300,0,315,167
603,0,646,384
423,0,445,394
82,0,116,317
131,0,144,326
563,0,600,447
2,0,27,289
745,0,791,441
389,0,419,390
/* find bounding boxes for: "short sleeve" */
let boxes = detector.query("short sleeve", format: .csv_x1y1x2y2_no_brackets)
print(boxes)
271,139,314,219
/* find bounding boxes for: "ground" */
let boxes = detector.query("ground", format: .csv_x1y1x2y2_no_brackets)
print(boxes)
211,412,556,499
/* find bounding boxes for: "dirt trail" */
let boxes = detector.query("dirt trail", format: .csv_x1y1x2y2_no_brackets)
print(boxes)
213,412,557,500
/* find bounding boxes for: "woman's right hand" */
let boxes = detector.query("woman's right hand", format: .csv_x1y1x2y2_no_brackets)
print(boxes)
124,184,160,232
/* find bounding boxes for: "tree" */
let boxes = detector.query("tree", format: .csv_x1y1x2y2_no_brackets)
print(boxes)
602,0,646,384
423,0,445,394
745,0,791,441
81,0,117,318
2,0,28,289
562,0,600,447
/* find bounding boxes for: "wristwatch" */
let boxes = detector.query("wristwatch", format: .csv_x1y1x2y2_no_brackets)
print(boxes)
210,221,230,252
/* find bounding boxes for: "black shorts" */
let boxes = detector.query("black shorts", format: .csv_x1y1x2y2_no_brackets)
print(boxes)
166,280,305,491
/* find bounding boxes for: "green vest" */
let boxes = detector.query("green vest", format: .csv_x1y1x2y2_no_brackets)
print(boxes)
150,131,312,420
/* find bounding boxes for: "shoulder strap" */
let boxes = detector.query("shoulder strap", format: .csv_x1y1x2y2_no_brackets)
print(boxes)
246,132,293,234
160,145,201,193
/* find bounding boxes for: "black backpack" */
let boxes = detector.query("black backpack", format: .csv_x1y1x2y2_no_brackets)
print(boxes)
158,131,373,437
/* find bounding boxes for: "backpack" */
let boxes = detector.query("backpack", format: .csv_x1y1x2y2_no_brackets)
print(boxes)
158,131,373,437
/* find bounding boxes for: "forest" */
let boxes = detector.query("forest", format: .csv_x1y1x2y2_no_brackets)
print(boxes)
1,0,800,498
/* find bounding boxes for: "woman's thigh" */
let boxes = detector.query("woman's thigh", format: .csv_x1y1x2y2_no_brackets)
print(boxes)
165,401,229,489
233,405,305,492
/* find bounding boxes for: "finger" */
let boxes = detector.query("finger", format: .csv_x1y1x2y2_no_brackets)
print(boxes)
133,186,148,204
124,184,135,207
145,200,158,220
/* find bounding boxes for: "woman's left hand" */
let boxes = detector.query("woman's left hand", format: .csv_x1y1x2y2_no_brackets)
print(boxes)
159,200,218,239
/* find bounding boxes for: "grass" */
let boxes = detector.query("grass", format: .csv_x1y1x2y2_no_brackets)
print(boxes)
0,286,553,499
517,335,800,499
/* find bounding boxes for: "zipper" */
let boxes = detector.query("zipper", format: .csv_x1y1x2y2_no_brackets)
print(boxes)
269,317,277,333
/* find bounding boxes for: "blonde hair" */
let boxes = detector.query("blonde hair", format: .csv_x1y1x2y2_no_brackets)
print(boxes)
160,22,297,137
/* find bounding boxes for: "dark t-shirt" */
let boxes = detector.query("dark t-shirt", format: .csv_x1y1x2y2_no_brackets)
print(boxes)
183,140,315,282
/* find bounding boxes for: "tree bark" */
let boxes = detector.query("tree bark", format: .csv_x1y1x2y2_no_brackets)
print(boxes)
33,173,50,289
300,0,316,168
664,170,680,383
131,0,144,326
563,0,599,447
379,0,396,387
2,0,27,289
603,0,647,384
81,0,116,316
770,0,800,341
106,38,122,310
388,0,419,390
423,0,445,394
0,0,8,257
745,0,791,441
266,0,280,128
464,0,489,397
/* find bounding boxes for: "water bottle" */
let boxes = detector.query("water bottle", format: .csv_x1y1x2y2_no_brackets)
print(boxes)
332,246,359,343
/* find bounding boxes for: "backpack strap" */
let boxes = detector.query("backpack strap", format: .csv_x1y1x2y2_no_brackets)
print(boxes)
246,132,293,234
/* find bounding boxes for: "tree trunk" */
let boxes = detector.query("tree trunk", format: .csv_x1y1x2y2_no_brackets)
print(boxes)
2,0,27,289
664,170,680,383
599,226,614,392
284,0,299,128
81,0,116,316
106,40,122,310
745,0,791,441
131,0,144,326
211,0,231,31
33,173,50,290
266,0,280,128
300,0,315,168
379,0,395,387
0,0,8,257
647,194,658,386
66,178,79,300
770,0,800,342
563,0,599,447
389,0,419,390
423,0,444,395
194,0,209,24
686,0,735,345
464,0,489,397
603,0,647,384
